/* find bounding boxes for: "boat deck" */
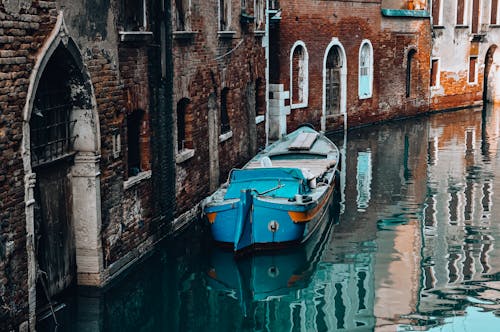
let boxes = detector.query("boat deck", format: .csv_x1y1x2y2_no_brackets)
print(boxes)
245,159,336,178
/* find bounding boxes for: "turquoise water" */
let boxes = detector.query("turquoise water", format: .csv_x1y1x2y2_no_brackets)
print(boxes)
39,105,500,331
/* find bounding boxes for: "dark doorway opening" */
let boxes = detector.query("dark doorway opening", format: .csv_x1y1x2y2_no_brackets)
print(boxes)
326,47,342,116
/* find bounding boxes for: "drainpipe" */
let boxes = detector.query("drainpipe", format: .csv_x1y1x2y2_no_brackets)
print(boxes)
150,0,175,223
265,0,270,147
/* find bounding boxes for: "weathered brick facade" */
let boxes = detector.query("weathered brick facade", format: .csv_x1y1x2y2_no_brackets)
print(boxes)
0,2,58,329
271,0,431,133
6,0,498,330
0,1,172,330
171,0,266,218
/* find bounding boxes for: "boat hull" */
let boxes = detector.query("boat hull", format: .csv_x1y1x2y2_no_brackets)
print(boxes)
207,179,336,253
203,125,340,253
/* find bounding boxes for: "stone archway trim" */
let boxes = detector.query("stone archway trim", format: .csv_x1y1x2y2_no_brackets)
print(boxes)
22,11,103,330
322,38,347,132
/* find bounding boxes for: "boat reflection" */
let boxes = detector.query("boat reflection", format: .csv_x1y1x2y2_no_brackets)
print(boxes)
205,197,340,315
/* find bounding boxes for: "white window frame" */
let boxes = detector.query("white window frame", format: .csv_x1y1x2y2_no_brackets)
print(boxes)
174,0,192,31
254,0,265,31
432,0,443,26
218,0,232,31
322,38,347,132
358,40,373,99
468,56,479,84
493,0,500,25
290,41,309,109
456,0,471,26
430,57,441,88
470,0,482,33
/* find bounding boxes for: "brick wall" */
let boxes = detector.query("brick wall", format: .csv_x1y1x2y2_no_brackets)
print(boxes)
0,1,58,329
0,0,170,328
172,0,266,215
275,0,431,132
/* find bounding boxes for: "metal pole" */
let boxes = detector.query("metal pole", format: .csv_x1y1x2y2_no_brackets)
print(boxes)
265,0,270,147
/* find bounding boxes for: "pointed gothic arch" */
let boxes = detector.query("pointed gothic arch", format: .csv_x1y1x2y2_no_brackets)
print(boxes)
22,12,103,329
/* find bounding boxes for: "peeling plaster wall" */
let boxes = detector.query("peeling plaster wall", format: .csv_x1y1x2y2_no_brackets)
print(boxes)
431,1,500,110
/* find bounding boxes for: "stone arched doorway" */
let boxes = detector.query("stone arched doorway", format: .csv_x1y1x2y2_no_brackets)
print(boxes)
323,39,347,131
23,13,102,328
484,45,500,103
31,44,79,302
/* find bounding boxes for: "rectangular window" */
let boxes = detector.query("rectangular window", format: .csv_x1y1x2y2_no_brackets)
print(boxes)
122,0,147,31
255,0,265,30
472,0,480,33
492,0,499,24
457,0,465,25
432,0,441,25
430,59,439,87
175,0,191,31
219,0,230,31
469,57,477,83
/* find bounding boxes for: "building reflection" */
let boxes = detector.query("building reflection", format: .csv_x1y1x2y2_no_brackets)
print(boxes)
38,106,500,332
417,104,500,323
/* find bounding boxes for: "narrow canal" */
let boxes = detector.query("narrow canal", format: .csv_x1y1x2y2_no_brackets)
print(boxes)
39,105,500,332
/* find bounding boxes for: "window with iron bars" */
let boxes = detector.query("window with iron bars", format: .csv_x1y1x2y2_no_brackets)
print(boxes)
30,86,76,168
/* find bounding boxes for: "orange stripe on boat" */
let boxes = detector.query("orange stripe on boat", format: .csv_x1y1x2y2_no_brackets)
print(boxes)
207,212,217,224
288,183,335,223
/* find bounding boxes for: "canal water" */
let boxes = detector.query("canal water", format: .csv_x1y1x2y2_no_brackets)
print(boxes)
39,105,500,331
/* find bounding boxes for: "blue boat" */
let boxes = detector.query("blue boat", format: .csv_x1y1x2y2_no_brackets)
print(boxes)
205,197,340,314
203,125,340,253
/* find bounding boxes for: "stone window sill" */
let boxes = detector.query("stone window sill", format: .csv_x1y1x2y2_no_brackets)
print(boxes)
490,24,500,28
455,25,469,29
219,130,233,143
254,30,265,37
176,148,195,164
124,170,152,190
291,102,308,110
218,31,237,39
255,115,265,124
173,31,198,40
119,31,153,42
433,25,445,29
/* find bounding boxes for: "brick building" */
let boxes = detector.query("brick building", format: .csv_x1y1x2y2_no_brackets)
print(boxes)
171,0,266,221
430,0,500,110
268,0,431,137
0,1,174,330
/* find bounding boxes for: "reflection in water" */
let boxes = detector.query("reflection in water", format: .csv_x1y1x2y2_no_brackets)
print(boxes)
38,105,500,331
356,151,372,211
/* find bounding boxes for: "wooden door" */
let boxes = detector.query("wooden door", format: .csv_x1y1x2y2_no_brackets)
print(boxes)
35,159,75,300
326,47,341,116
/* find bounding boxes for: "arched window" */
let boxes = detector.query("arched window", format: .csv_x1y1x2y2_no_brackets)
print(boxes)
326,46,342,115
290,42,309,108
177,98,190,151
406,49,417,98
220,88,231,134
358,40,373,99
